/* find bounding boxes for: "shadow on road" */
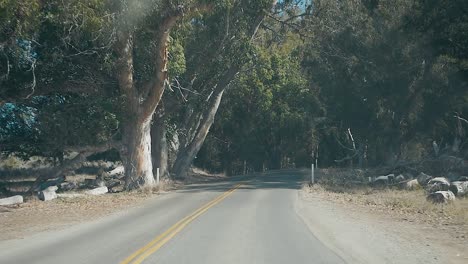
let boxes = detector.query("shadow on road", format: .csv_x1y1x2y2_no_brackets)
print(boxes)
176,169,308,193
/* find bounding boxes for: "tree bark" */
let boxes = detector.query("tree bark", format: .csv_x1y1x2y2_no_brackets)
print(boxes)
170,4,277,178
116,4,212,188
151,104,169,178
172,88,226,179
122,119,155,188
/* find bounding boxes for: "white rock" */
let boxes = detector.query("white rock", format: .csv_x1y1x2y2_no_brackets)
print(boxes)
427,191,456,203
428,177,450,186
405,179,420,190
427,177,450,192
44,186,59,192
449,181,468,196
57,193,85,199
85,186,108,196
108,166,124,176
39,190,57,201
0,195,24,206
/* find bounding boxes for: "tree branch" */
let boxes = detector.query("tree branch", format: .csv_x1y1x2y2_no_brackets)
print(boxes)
140,3,213,121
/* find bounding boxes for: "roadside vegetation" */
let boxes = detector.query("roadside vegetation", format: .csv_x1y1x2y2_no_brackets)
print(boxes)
303,169,468,241
1,0,467,207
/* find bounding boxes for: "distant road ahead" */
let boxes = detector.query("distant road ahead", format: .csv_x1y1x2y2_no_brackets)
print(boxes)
0,171,345,264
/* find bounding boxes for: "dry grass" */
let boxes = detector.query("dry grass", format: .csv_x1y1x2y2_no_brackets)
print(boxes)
304,168,468,227
304,183,468,238
137,177,177,194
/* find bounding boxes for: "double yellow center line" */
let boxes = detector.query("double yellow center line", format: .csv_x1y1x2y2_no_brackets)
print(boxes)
121,183,243,264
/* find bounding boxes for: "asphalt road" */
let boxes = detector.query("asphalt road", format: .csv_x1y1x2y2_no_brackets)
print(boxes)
0,171,345,264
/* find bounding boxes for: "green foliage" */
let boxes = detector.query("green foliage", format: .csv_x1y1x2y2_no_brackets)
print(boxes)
196,34,321,172
300,0,468,165
2,0,467,173
0,95,120,157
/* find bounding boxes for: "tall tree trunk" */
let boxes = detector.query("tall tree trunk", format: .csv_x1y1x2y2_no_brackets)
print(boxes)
123,118,155,188
151,104,168,178
116,4,211,189
115,15,175,189
170,1,276,178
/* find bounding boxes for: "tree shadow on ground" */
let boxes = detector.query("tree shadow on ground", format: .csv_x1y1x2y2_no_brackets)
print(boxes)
176,169,308,193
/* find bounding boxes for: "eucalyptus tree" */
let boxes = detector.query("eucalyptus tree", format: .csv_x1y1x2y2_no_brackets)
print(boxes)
162,0,282,179
301,0,468,165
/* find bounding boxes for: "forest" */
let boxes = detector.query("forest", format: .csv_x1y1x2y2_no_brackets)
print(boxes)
1,0,467,191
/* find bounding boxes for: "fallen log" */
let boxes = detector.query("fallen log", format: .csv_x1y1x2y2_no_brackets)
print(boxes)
59,182,78,192
449,181,468,196
27,143,120,194
373,174,394,186
0,195,23,206
57,193,85,199
395,174,405,182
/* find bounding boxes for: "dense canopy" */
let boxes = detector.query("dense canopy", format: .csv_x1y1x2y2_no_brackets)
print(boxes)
1,0,467,187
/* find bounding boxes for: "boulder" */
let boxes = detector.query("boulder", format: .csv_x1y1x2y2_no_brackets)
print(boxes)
458,176,468,182
403,172,415,180
0,195,23,206
404,179,420,190
427,177,450,192
449,181,468,196
427,191,456,204
85,186,108,196
108,166,124,177
39,190,57,201
106,179,122,189
44,186,58,192
395,174,405,182
417,172,432,186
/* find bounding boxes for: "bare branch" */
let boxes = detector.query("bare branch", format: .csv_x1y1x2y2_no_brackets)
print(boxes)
25,60,37,99
454,113,468,125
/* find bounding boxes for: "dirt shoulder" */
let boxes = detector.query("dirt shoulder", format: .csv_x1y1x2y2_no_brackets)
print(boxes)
0,192,158,241
0,168,222,242
297,185,468,264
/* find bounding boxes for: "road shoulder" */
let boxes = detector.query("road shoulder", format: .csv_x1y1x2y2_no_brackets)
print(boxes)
296,189,468,264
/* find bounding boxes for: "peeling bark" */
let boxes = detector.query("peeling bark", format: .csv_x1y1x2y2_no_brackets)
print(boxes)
172,88,226,178
122,119,155,188
171,2,277,178
151,104,169,178
116,4,212,188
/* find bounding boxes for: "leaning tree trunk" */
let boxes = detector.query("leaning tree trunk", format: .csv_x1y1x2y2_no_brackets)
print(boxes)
170,1,275,179
172,89,225,179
